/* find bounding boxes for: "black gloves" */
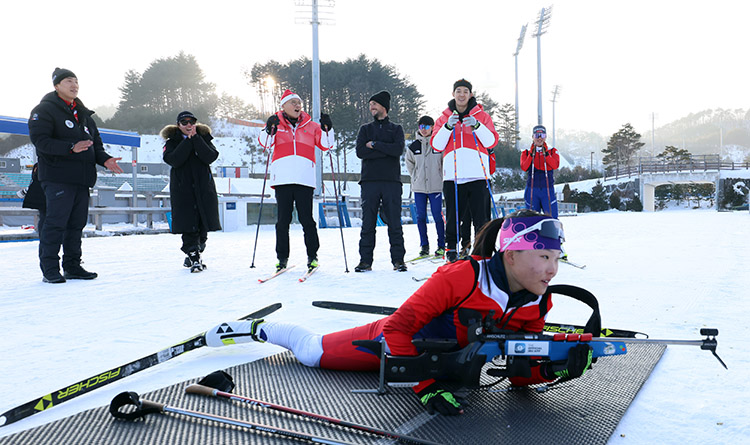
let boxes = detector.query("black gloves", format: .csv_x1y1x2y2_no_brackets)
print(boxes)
542,344,593,380
320,113,333,131
265,115,280,135
416,382,464,415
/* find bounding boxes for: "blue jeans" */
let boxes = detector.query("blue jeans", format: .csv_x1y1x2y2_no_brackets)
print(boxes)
414,192,445,249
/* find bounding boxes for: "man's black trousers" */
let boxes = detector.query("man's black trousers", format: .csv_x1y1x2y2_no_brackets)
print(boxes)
274,184,319,261
358,181,405,264
443,179,490,251
39,182,89,275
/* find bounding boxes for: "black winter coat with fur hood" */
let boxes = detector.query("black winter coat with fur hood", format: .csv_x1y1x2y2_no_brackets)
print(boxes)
161,123,221,233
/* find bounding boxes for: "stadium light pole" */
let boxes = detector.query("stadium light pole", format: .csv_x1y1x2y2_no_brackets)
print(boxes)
533,6,552,126
513,24,527,152
550,85,560,147
296,0,334,197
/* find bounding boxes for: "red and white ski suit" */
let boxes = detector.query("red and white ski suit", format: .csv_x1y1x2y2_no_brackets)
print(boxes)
430,104,499,183
258,110,332,188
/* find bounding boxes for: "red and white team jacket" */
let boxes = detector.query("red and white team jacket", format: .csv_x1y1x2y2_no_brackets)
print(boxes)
430,104,499,184
258,110,332,188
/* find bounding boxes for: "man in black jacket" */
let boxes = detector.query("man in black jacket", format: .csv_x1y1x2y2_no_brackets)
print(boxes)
354,91,407,272
28,68,123,283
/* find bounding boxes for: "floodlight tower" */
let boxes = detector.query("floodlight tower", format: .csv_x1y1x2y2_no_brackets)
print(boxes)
533,6,552,126
513,24,527,151
550,85,561,147
296,0,335,196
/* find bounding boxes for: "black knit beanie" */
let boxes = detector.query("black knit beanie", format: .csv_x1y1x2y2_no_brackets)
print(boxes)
52,68,76,86
368,90,391,112
453,78,473,92
418,115,434,126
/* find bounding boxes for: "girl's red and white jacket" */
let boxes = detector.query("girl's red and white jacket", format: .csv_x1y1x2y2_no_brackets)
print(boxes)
430,104,499,184
257,110,332,188
383,257,554,391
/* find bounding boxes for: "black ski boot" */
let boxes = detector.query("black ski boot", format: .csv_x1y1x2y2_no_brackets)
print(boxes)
419,245,430,257
446,249,459,263
276,258,288,273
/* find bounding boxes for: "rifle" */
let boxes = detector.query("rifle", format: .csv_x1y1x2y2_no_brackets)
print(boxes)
351,319,725,394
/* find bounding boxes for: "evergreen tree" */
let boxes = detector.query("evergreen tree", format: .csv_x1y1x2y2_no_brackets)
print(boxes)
589,180,609,211
215,93,261,121
247,54,423,172
657,145,691,162
602,123,645,175
107,52,217,133
495,103,520,150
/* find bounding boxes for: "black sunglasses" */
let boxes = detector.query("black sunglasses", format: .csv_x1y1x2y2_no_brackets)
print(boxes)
179,119,196,126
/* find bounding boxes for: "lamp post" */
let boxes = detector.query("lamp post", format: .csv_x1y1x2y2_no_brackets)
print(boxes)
550,85,560,147
533,6,552,126
513,24,527,152
296,0,334,196
590,151,594,173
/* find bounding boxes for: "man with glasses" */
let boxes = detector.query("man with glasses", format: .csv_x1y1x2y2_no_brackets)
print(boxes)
405,116,445,258
258,89,333,273
521,125,560,218
28,68,124,283
162,111,221,272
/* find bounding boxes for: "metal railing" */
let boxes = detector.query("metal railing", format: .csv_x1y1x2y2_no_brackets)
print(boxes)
604,155,750,180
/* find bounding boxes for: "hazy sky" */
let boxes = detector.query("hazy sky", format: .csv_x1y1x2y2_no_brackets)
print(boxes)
3,0,748,137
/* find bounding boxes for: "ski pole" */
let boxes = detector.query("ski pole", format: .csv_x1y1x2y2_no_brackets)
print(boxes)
186,384,440,445
250,140,273,268
471,131,499,219
110,391,355,445
452,126,459,254
529,147,535,210
543,148,553,216
328,151,350,272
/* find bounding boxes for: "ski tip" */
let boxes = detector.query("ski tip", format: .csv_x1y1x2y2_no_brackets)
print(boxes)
0,415,6,427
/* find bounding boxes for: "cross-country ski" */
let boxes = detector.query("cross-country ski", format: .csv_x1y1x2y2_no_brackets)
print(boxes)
257,265,296,283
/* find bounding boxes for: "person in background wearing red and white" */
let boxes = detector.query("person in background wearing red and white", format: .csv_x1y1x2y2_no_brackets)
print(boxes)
258,89,333,273
520,125,560,218
430,79,499,263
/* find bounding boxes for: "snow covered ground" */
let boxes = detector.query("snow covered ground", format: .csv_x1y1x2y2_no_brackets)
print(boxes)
0,209,748,443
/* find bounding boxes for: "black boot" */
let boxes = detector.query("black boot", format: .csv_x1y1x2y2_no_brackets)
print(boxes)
188,251,204,273
393,261,408,272
354,261,372,272
276,258,288,273
446,250,459,263
64,265,98,280
43,271,66,283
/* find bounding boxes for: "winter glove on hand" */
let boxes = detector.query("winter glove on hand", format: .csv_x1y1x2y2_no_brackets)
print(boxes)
265,115,280,135
416,382,464,415
445,112,460,130
542,343,593,380
462,115,480,129
320,113,333,131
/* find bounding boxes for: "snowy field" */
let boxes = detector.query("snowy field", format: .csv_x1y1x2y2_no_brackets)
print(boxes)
0,209,748,443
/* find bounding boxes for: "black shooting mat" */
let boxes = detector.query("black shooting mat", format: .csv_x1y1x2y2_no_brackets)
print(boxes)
0,343,665,445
